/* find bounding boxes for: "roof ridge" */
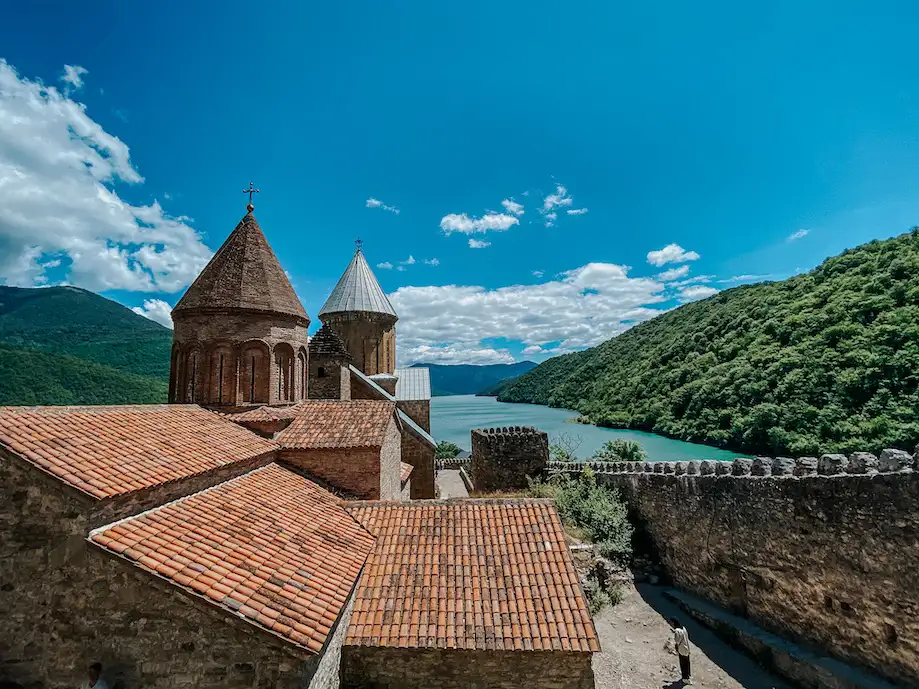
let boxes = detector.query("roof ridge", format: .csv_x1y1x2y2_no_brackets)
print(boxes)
343,497,557,508
318,249,398,318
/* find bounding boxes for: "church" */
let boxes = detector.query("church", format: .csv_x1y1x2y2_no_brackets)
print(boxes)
0,202,599,689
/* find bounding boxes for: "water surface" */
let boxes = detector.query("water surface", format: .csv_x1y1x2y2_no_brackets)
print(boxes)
431,395,744,462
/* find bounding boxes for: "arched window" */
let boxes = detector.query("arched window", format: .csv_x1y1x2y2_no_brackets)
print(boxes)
274,343,295,403
239,341,269,404
207,346,234,405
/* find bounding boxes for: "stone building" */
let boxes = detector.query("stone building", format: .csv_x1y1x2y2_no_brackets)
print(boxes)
0,404,597,689
471,426,549,492
309,324,353,400
169,210,310,408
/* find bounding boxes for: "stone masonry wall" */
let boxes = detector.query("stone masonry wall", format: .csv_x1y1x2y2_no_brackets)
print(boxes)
309,361,351,401
396,400,430,433
340,647,595,689
1,454,320,689
471,426,549,493
378,417,402,500
279,447,382,499
400,429,435,499
548,453,919,686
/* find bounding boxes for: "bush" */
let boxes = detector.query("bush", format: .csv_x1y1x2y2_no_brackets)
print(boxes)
590,439,647,462
435,441,462,459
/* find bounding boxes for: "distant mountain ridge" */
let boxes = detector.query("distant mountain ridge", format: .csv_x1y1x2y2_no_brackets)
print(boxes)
409,361,537,396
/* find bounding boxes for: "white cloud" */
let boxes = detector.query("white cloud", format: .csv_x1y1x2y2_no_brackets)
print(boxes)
567,208,588,216
532,270,544,278
441,212,519,235
501,198,525,216
540,184,574,226
397,266,406,272
389,261,669,366
0,59,212,293
522,345,544,355
656,265,690,281
366,197,400,214
646,243,701,267
788,229,809,241
468,238,491,249
401,343,515,366
61,65,88,89
131,299,173,328
717,274,771,283
377,261,393,270
544,212,557,227
678,285,719,302
424,258,440,266
401,255,416,266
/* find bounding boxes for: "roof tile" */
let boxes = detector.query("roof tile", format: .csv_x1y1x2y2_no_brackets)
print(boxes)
90,464,374,653
0,405,277,499
276,400,396,450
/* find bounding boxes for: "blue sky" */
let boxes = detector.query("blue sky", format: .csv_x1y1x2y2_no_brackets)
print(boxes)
2,2,919,364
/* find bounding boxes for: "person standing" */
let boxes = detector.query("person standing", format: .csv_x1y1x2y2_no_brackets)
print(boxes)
671,618,693,685
79,662,108,689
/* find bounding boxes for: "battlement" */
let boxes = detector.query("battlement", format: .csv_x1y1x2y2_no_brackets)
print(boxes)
471,426,549,492
546,448,917,478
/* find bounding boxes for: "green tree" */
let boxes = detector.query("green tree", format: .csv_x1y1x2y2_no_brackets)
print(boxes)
590,439,647,462
435,441,462,459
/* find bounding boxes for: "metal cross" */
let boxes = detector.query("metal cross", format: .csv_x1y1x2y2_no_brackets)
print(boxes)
242,182,260,205
355,238,363,253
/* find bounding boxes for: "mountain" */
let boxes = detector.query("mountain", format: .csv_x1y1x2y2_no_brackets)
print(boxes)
476,375,523,397
0,286,171,405
499,230,919,456
411,361,537,396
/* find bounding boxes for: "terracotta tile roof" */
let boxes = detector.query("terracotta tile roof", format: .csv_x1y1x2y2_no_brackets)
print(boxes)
344,499,600,653
309,324,352,359
0,405,277,500
276,400,396,450
90,464,374,653
173,212,308,321
400,462,413,483
228,404,303,423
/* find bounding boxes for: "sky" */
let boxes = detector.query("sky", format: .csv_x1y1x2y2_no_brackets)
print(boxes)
2,2,919,365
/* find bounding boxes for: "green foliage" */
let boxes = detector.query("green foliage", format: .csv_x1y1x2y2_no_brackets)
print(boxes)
550,443,576,462
435,440,463,459
0,286,171,405
591,439,647,462
501,230,919,456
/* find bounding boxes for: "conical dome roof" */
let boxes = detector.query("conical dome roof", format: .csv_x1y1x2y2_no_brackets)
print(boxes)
174,212,308,321
309,323,352,359
318,248,397,319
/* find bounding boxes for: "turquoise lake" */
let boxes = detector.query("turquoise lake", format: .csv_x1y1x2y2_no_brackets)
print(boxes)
430,395,745,462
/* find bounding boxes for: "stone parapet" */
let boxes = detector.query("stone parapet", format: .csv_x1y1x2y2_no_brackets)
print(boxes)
471,426,549,493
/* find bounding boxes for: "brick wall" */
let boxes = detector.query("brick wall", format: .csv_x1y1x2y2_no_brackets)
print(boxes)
471,426,548,492
310,360,351,401
340,647,595,689
279,448,383,499
551,458,919,686
320,314,396,376
396,400,430,433
400,429,435,499
0,454,324,689
378,417,402,500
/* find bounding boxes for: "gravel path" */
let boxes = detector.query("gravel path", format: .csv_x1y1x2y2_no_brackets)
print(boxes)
436,469,469,498
592,584,790,689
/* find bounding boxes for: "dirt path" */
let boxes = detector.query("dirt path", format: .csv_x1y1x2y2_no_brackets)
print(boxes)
436,469,469,498
592,584,790,689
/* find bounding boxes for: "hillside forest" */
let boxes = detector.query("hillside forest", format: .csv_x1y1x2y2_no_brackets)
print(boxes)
500,229,919,457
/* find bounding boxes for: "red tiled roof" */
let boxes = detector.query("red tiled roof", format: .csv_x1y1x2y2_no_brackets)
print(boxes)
90,464,374,653
228,404,303,423
0,405,277,499
344,499,600,653
276,400,396,450
400,462,413,483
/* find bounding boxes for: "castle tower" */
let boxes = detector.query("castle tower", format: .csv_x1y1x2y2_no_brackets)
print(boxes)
308,323,352,400
318,243,398,376
169,204,310,408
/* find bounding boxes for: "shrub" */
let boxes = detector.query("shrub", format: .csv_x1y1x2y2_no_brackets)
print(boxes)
435,441,462,459
590,439,647,462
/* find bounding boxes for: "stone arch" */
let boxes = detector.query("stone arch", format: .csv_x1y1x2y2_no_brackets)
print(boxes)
239,340,270,404
206,343,236,406
274,342,296,403
182,345,204,403
296,347,308,401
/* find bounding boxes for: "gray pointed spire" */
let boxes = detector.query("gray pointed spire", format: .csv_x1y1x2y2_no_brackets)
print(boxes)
319,247,398,319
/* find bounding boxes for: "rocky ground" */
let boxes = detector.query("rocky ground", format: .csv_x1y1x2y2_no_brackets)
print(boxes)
591,584,790,689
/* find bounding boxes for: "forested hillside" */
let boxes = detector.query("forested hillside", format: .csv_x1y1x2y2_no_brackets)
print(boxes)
412,361,536,396
0,286,171,405
500,230,919,456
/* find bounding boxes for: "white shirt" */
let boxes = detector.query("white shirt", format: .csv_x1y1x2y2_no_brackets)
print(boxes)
674,627,690,656
80,680,109,689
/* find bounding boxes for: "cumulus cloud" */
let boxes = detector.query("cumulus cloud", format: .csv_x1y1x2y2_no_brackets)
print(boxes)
424,258,440,266
61,64,88,89
389,261,669,366
567,208,588,216
376,261,393,270
544,212,557,227
788,229,809,241
468,238,491,249
646,243,701,267
501,198,524,216
131,299,173,328
0,59,212,293
366,197,400,214
540,184,574,226
441,212,519,235
656,265,690,281
401,343,515,366
678,285,719,302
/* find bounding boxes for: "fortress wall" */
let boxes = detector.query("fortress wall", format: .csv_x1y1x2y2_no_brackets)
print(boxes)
471,426,549,493
547,453,919,686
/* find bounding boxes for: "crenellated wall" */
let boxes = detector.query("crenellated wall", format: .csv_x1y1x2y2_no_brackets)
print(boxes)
471,426,548,493
548,451,919,687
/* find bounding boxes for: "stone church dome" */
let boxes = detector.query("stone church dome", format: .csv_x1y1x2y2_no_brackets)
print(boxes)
318,246,397,319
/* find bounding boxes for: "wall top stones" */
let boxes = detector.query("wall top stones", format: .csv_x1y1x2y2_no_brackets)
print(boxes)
472,426,547,438
547,448,918,479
